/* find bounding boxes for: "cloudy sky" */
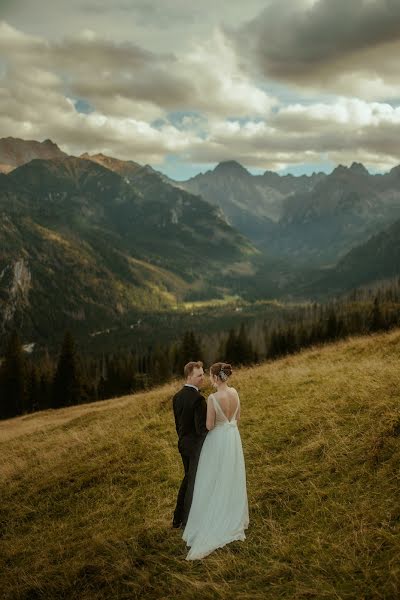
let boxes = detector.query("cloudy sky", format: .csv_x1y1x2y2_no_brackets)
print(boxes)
2,0,400,179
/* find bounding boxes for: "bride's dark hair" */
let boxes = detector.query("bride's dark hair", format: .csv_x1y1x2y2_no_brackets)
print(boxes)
210,362,233,381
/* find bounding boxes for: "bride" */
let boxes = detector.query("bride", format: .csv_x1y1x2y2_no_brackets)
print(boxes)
182,362,249,560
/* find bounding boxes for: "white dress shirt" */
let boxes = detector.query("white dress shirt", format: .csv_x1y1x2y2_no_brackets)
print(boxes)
184,383,199,392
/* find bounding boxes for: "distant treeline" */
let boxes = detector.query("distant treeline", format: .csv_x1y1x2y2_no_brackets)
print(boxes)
1,277,400,420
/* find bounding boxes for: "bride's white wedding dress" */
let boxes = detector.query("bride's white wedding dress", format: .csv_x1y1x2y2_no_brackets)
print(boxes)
182,392,249,560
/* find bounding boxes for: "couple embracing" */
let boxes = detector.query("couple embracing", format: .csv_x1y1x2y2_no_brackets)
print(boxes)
172,361,249,560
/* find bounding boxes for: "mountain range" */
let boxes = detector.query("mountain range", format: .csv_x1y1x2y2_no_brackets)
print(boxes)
177,160,323,249
1,136,400,345
300,216,400,297
177,159,400,266
0,147,257,345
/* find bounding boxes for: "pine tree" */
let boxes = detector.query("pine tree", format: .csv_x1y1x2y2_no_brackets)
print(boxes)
370,296,385,332
235,323,255,365
38,348,54,410
151,344,172,385
175,330,203,374
267,329,278,359
326,309,338,340
38,371,52,410
52,331,82,408
225,329,238,363
285,326,297,355
268,327,288,358
27,364,40,413
0,331,27,419
297,323,309,350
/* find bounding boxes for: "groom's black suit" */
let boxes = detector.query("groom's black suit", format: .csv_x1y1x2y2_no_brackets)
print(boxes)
173,384,208,527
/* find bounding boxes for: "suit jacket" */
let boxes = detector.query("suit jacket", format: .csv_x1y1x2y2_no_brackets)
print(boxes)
173,385,208,456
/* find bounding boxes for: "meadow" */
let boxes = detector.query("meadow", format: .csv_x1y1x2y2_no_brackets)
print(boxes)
1,330,400,599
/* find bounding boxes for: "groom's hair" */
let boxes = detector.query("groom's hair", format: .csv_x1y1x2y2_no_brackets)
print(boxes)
184,361,203,379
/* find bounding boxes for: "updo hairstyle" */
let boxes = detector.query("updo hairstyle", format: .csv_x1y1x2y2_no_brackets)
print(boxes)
210,362,233,382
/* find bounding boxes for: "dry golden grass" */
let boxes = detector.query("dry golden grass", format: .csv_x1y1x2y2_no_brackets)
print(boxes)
1,331,400,599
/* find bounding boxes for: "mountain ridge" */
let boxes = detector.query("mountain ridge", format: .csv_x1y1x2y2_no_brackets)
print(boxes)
2,136,400,294
300,216,400,296
0,137,67,173
0,155,258,345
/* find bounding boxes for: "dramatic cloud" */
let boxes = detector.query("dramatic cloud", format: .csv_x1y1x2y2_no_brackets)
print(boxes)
0,21,278,165
235,0,400,98
2,2,400,176
185,98,400,171
1,0,267,50
0,22,275,121
0,23,203,163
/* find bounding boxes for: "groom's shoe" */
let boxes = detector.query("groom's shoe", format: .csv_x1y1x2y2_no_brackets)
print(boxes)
172,520,182,529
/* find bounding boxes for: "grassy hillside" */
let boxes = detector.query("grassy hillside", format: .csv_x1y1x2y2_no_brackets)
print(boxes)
1,331,400,599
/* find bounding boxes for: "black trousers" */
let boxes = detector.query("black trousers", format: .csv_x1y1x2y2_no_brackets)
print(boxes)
173,447,202,526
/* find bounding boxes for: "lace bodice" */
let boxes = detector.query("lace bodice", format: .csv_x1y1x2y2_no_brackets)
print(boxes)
210,393,240,427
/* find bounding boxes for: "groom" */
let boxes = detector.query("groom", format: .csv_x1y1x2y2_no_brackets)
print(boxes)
172,361,208,529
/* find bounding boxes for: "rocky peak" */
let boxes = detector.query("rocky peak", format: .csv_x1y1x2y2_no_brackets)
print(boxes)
42,138,60,148
331,164,349,176
388,164,400,177
81,152,141,176
8,155,122,193
349,162,369,176
213,160,250,177
0,137,67,173
331,163,369,178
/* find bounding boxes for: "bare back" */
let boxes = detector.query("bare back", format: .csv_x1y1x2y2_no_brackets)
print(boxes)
213,387,240,421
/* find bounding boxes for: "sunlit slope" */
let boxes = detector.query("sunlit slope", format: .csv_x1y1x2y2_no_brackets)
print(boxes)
0,156,258,344
1,330,400,599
